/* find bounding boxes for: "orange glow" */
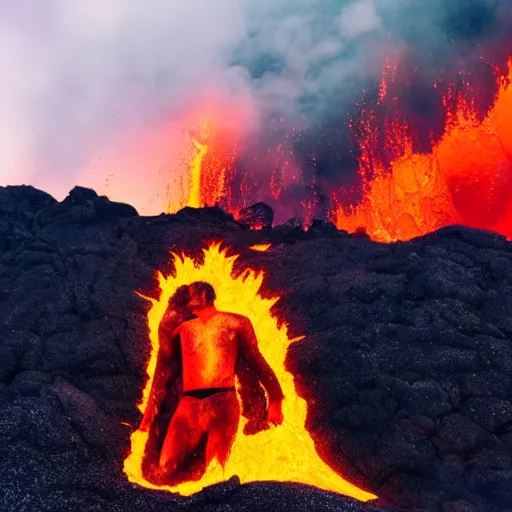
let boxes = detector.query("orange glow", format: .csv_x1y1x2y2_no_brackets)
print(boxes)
46,58,512,238
123,243,377,501
166,114,303,217
78,118,191,215
187,138,209,208
494,60,512,161
166,113,238,213
332,151,457,243
333,57,512,242
71,92,252,216
249,243,272,252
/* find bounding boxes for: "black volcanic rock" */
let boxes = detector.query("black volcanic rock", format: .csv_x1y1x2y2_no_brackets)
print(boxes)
237,202,274,230
0,185,57,252
33,185,138,228
2,186,512,511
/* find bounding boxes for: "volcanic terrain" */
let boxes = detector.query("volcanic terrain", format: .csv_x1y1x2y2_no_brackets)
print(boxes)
1,185,512,512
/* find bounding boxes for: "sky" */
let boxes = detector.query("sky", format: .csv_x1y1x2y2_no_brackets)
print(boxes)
0,0,510,213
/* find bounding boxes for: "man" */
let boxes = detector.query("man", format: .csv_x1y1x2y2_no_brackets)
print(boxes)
139,285,193,481
157,281,284,480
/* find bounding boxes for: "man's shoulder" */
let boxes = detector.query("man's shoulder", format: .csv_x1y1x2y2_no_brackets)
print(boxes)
217,311,250,326
180,317,198,328
160,309,187,331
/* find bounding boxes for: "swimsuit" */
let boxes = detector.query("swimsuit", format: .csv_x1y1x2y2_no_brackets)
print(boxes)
182,387,236,399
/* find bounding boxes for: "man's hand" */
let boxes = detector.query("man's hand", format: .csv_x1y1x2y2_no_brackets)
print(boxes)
267,400,284,426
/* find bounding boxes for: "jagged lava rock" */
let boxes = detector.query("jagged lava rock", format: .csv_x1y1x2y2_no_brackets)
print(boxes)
236,202,274,231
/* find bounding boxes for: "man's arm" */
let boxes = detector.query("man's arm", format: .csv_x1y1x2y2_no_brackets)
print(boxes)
158,313,181,359
238,317,284,404
139,315,180,430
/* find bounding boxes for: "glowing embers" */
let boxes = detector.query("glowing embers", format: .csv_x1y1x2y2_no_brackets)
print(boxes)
248,243,272,252
333,57,512,242
123,242,377,501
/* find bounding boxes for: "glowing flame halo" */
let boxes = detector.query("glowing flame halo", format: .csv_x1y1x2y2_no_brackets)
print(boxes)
123,242,377,502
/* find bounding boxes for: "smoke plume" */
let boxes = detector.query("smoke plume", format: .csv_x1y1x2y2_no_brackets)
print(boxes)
1,0,510,213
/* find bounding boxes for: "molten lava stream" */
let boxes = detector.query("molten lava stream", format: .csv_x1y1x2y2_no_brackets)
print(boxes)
123,243,377,501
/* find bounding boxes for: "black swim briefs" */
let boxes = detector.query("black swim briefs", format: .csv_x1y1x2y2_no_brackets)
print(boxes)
182,387,236,399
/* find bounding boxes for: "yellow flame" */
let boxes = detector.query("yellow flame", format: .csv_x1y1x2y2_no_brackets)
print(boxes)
123,242,377,502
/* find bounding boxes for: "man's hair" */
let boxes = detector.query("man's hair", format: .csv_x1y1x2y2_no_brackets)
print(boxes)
169,285,190,309
189,281,216,305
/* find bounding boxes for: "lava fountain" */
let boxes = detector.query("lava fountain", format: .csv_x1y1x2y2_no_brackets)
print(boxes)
333,58,512,242
123,242,377,501
165,103,243,215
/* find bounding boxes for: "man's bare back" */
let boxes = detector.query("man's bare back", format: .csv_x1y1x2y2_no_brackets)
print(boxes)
178,311,255,391
173,305,284,413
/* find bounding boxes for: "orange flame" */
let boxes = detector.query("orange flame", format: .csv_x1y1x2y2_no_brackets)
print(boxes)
249,243,272,252
333,58,512,242
123,242,377,501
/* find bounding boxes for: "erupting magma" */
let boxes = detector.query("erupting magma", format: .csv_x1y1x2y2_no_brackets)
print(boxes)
332,58,512,242
123,243,377,502
161,58,512,243
76,57,512,243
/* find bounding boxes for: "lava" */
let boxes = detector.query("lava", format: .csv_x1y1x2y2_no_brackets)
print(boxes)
165,110,307,223
249,243,272,252
166,113,238,214
187,139,209,208
333,58,512,242
82,55,512,242
123,242,376,501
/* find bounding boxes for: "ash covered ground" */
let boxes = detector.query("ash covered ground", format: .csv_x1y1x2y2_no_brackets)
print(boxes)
1,186,512,512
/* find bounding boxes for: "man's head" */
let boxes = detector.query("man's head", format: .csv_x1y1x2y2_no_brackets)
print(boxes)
187,281,216,312
169,285,190,310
